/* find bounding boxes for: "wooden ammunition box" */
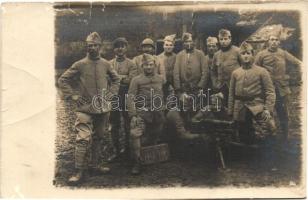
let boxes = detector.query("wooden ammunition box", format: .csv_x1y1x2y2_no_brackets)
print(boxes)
140,143,170,165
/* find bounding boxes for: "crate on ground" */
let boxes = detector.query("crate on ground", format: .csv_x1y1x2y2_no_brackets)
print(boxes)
140,143,170,165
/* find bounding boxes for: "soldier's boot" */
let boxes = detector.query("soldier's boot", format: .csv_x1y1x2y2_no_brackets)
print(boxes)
130,138,142,175
70,141,88,184
68,169,84,184
90,138,111,174
108,128,122,162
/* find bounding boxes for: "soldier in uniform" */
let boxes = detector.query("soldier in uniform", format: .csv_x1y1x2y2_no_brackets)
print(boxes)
212,29,241,105
205,36,219,92
109,37,138,161
157,34,177,99
133,38,164,77
58,32,120,184
166,32,208,140
254,32,302,140
228,42,276,143
127,53,165,175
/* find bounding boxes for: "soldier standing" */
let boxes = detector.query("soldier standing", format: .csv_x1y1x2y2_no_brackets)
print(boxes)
157,34,177,98
127,54,165,175
58,32,120,184
109,37,138,161
205,36,219,92
166,32,208,140
213,29,241,105
254,32,302,140
133,38,164,76
228,42,276,143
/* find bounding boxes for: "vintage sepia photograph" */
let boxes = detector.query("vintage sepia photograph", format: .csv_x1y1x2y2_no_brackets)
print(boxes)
53,2,305,190
2,1,306,198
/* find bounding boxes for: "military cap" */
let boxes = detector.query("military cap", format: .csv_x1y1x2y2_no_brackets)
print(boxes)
86,32,102,44
141,53,155,65
218,29,231,37
113,37,128,48
239,41,254,53
182,32,193,41
206,36,218,45
164,34,176,43
141,38,155,47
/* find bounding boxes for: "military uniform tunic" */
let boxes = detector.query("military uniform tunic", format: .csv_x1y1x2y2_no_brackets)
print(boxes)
58,55,120,169
213,45,241,88
228,64,275,120
127,73,165,145
109,57,138,154
173,49,208,93
254,48,301,97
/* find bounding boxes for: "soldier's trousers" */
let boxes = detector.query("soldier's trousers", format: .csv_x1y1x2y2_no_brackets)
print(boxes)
275,91,289,138
74,112,109,170
130,111,165,160
166,110,190,138
110,85,130,154
110,110,130,154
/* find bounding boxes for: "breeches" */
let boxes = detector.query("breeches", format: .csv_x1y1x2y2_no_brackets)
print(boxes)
74,112,109,169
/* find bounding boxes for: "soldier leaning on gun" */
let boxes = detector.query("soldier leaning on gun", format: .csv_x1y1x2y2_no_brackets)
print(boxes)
254,31,302,140
127,53,165,175
228,42,276,144
58,32,120,184
109,37,138,162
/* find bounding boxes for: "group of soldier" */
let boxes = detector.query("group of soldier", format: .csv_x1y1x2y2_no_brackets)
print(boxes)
58,28,302,184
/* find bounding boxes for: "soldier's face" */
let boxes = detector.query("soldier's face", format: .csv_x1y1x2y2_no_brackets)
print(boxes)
87,42,101,57
163,41,174,53
268,36,280,50
207,43,218,55
143,61,155,75
183,38,194,51
240,50,254,65
114,43,127,57
219,36,231,48
142,45,154,54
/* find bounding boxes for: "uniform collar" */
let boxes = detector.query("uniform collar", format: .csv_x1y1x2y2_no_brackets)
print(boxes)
268,47,279,53
115,55,126,62
87,53,100,61
242,63,253,69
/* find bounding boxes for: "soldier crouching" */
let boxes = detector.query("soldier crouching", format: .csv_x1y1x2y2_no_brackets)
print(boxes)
228,42,276,144
58,32,120,184
127,53,165,175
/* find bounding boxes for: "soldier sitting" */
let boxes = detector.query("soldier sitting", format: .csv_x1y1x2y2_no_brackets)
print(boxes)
228,42,276,144
127,53,165,175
